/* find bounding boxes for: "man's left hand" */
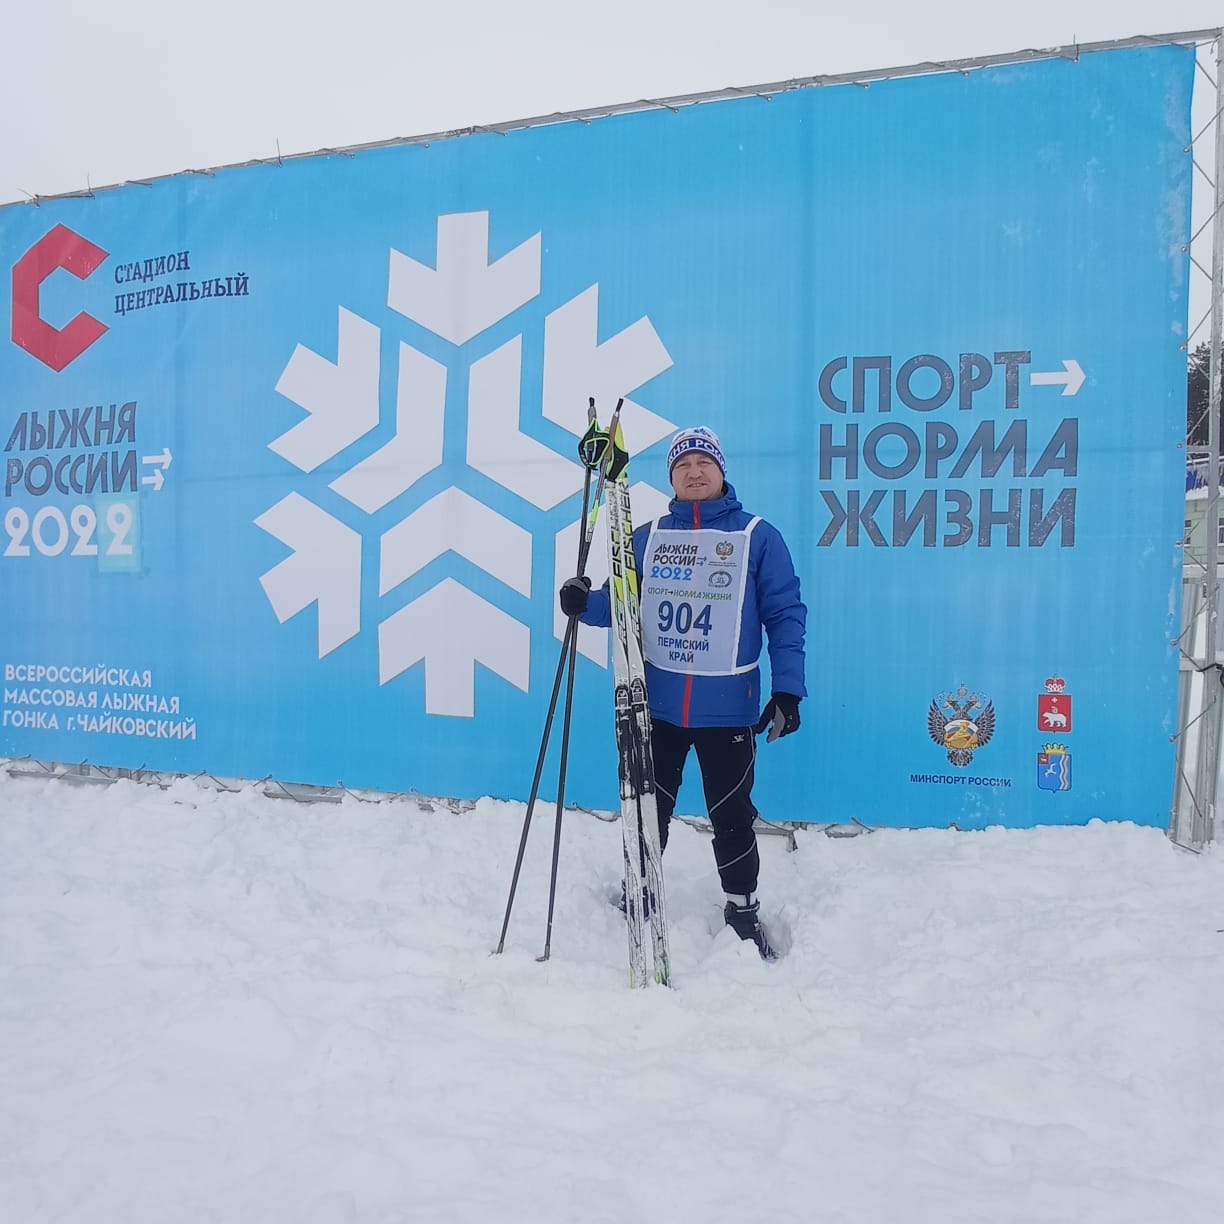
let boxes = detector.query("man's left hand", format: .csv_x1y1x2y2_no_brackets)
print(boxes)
756,692,801,742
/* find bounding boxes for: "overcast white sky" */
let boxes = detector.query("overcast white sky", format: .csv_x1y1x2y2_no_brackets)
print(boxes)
2,0,1221,203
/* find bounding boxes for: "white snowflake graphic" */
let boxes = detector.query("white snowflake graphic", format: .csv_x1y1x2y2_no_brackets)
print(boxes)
256,210,675,716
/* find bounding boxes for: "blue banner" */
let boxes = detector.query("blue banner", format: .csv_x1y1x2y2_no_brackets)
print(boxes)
0,45,1193,828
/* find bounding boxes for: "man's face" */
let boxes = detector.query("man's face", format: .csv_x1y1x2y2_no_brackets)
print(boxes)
670,452,723,501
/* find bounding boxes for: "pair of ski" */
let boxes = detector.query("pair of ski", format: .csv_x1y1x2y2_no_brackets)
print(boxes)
587,400,671,989
494,399,669,988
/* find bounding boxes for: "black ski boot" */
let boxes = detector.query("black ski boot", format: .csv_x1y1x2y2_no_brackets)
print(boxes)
723,898,776,961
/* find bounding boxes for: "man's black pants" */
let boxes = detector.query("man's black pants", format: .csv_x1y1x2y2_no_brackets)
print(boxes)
651,719,760,897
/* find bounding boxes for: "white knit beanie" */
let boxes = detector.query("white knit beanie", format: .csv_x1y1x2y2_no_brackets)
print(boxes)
666,426,726,476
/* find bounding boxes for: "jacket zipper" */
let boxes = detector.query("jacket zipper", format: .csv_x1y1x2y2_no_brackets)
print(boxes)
680,500,701,727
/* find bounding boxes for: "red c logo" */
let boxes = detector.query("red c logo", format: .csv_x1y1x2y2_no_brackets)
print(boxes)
12,223,109,371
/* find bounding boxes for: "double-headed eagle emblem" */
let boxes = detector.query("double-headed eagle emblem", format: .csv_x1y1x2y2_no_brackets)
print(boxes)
928,685,995,767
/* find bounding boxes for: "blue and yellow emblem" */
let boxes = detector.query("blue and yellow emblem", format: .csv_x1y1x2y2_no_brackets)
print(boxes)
1037,744,1071,792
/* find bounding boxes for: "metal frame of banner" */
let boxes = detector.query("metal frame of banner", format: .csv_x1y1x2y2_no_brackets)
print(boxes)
3,28,1220,209
5,29,1223,845
1171,32,1224,849
0,753,815,845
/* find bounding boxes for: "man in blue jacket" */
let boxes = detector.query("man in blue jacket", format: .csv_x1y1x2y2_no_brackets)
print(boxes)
559,426,807,960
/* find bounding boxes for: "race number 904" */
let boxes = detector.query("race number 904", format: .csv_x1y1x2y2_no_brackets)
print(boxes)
4,499,137,560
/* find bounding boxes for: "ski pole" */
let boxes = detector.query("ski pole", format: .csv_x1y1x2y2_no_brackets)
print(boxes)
538,608,581,961
494,400,620,954
494,615,579,954
538,399,624,959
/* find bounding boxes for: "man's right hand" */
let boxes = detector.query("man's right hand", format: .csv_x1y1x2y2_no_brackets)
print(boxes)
559,576,592,617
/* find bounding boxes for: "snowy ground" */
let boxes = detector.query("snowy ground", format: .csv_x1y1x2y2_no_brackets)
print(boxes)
2,767,1222,1224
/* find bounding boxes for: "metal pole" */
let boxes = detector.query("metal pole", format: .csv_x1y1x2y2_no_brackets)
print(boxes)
494,454,594,956
1195,34,1224,845
538,619,582,961
493,402,620,953
493,615,581,954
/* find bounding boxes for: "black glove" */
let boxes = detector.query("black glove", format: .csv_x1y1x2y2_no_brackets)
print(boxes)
756,692,801,743
559,576,592,617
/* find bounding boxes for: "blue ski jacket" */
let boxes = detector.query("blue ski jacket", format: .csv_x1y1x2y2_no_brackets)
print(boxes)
581,483,806,729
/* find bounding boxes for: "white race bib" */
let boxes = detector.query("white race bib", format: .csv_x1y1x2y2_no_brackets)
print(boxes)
639,521,759,675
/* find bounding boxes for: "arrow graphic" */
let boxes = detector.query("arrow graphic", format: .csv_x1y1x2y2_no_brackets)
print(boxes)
141,469,164,491
272,308,382,471
330,342,447,513
468,336,584,510
380,488,532,597
255,493,362,657
1030,359,1085,396
388,211,541,346
142,448,172,470
378,578,530,716
541,284,675,447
